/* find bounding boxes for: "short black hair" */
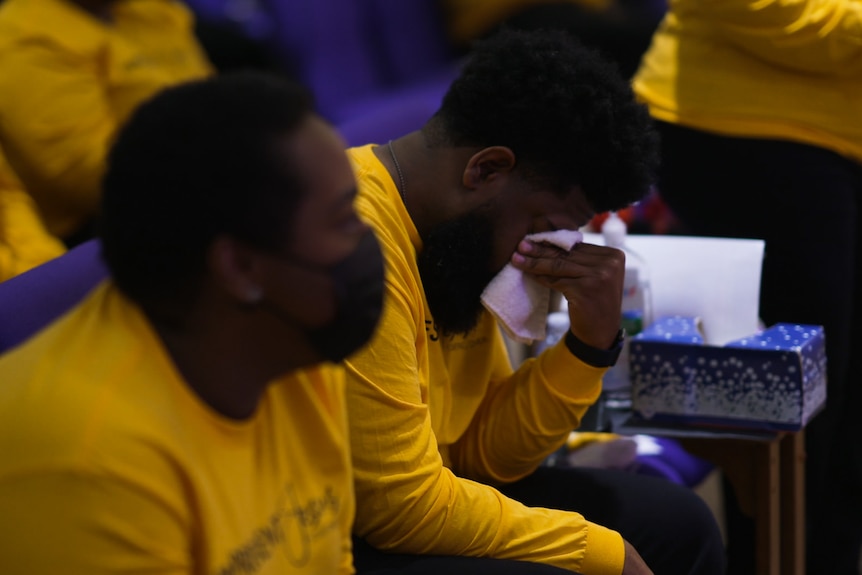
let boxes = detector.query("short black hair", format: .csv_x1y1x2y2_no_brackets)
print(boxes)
427,28,658,212
100,72,314,318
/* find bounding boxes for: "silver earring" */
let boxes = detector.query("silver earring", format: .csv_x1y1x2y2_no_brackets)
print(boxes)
246,286,263,304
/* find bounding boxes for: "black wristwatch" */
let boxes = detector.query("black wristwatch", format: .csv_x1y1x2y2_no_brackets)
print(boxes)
564,329,626,368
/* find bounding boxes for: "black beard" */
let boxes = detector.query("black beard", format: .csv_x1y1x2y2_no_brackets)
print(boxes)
417,208,497,337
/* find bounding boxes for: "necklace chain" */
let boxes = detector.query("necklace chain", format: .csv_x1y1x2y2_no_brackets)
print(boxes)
388,140,407,204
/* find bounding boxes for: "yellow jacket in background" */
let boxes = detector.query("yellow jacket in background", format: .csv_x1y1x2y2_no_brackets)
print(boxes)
0,158,65,282
0,0,212,241
634,0,862,164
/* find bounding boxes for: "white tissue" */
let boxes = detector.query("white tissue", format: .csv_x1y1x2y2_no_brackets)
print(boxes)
480,229,582,344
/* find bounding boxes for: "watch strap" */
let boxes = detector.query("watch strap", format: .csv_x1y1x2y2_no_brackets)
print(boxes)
564,329,625,368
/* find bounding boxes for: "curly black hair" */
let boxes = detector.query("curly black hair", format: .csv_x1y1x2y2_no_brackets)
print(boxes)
100,72,313,320
427,28,658,212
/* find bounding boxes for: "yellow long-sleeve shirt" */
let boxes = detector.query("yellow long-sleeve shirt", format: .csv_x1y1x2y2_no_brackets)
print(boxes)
633,0,862,164
0,0,212,239
0,282,355,575
344,145,624,575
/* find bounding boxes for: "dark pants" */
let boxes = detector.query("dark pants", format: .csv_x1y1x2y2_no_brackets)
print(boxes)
655,121,862,574
353,466,726,574
353,537,574,575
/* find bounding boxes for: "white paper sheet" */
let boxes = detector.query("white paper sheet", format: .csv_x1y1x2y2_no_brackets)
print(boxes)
580,233,765,345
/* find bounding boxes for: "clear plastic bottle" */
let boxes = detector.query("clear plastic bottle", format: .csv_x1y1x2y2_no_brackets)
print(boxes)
533,311,571,356
601,212,653,402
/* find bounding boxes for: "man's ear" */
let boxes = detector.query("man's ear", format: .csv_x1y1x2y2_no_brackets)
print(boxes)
208,236,264,304
462,146,516,194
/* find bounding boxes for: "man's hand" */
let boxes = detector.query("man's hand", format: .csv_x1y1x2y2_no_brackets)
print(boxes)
622,540,654,575
511,239,624,349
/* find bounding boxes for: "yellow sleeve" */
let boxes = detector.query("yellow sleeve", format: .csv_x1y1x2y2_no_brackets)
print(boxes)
344,283,623,574
0,470,189,575
448,337,606,485
0,41,115,233
677,0,862,75
0,0,211,238
0,186,65,282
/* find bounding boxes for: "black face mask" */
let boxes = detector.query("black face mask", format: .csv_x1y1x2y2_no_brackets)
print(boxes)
305,230,385,362
261,230,385,363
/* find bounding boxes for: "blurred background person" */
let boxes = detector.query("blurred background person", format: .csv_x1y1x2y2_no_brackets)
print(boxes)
0,0,212,273
633,1,862,573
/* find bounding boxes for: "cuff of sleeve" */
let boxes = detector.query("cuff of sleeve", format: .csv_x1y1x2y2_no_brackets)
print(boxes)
579,522,626,575
537,338,607,400
543,336,609,372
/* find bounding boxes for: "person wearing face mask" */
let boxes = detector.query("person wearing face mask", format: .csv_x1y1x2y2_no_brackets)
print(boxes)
0,72,384,575
343,29,725,575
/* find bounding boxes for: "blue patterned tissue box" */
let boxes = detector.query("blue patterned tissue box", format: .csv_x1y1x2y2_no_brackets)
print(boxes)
629,317,827,431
